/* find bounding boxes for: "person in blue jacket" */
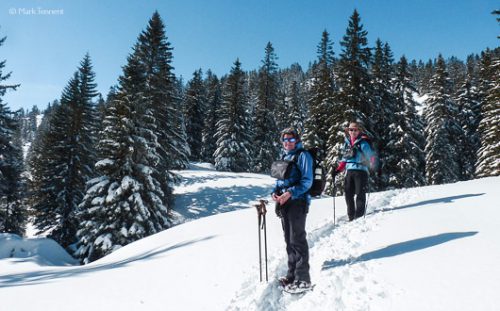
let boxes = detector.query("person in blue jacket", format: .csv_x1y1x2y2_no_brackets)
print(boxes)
335,120,376,221
271,127,313,292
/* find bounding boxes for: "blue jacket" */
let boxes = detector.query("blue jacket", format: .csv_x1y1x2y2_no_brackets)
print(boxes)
272,142,313,205
341,135,375,173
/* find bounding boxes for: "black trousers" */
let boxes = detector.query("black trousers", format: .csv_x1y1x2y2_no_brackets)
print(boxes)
280,199,310,283
344,170,369,221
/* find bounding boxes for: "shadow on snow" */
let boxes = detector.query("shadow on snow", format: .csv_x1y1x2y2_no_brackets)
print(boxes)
322,231,478,270
0,235,215,288
376,193,485,214
173,184,271,220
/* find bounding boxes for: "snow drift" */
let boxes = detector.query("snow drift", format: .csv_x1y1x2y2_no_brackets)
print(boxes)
1,166,499,311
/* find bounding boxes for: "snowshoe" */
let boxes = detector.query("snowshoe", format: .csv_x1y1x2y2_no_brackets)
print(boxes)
283,280,314,294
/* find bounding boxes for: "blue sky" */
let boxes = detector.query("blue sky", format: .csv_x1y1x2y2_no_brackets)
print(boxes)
0,0,498,111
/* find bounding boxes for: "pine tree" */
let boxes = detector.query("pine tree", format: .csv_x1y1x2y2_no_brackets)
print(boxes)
201,70,222,163
371,39,397,190
76,51,169,264
278,64,306,133
184,69,206,161
455,56,481,180
303,30,336,150
214,59,252,172
476,50,500,177
30,55,98,248
287,80,306,132
253,42,280,173
388,55,426,188
336,10,373,125
424,55,462,184
0,33,24,234
327,10,373,194
135,11,188,209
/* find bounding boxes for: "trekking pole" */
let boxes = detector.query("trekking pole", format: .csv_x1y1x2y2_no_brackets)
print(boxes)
332,171,337,225
364,180,371,218
255,199,268,282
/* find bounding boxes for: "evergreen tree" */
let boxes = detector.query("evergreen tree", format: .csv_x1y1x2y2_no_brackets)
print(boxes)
134,11,188,209
370,39,397,190
76,50,169,264
214,59,252,172
276,63,305,133
184,69,206,161
253,42,280,173
336,10,373,125
287,80,306,132
277,64,305,132
30,54,98,248
303,30,336,150
424,55,462,184
201,70,222,163
455,57,481,180
0,33,24,234
327,10,373,194
388,55,426,188
476,50,500,177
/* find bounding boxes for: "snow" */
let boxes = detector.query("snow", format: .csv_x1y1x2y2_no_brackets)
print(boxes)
0,234,79,266
1,165,499,310
412,92,428,115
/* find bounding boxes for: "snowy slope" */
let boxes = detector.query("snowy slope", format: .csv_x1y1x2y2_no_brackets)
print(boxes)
1,166,499,311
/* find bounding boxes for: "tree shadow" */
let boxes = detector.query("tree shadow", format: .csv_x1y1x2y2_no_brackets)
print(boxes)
173,184,271,221
0,235,216,288
322,231,478,271
376,193,485,214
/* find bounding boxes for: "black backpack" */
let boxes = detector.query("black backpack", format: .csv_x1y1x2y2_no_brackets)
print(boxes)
270,147,326,197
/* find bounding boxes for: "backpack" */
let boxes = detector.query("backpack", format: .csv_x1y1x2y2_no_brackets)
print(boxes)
270,147,326,197
344,134,380,174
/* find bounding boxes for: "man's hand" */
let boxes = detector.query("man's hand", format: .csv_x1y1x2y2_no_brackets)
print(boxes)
271,193,279,202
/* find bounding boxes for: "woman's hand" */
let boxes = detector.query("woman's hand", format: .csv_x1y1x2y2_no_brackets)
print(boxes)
278,191,292,205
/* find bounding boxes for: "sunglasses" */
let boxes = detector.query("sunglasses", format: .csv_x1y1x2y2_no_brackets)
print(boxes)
348,128,359,132
282,137,297,143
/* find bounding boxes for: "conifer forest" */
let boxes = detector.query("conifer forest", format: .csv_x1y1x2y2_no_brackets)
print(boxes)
1,10,498,263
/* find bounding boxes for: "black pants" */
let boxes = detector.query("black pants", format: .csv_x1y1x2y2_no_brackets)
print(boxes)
344,170,369,221
280,199,310,283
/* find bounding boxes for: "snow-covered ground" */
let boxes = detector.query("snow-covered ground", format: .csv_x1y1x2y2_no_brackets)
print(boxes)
1,166,499,311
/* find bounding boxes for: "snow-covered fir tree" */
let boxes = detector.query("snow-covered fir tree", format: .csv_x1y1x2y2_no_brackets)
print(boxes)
253,42,280,173
455,56,481,180
0,34,24,234
424,55,463,185
335,10,373,127
303,30,336,151
326,10,373,194
30,54,98,249
370,39,398,190
134,11,189,208
137,11,190,173
214,59,252,172
476,49,500,177
76,50,170,264
201,70,222,163
275,64,305,132
387,55,426,188
184,69,206,161
287,80,306,132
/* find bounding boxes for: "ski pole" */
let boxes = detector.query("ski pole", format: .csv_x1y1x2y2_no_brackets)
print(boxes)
333,173,336,225
255,199,268,282
364,179,371,218
263,209,268,282
257,206,262,282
